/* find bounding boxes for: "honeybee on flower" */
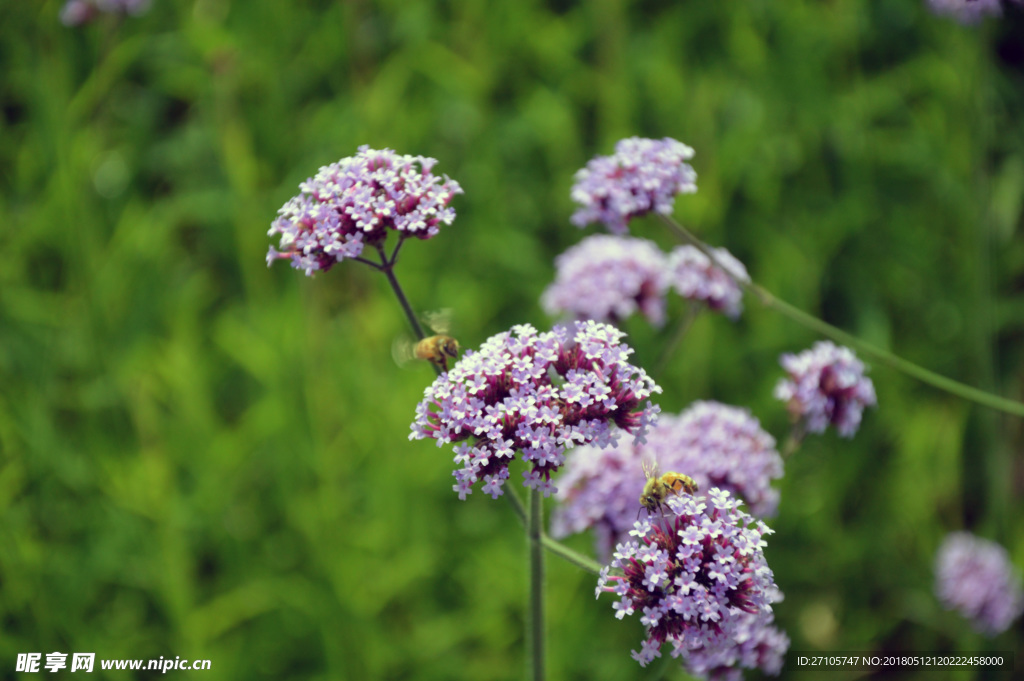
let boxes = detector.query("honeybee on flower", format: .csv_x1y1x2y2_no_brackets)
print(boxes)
639,459,697,516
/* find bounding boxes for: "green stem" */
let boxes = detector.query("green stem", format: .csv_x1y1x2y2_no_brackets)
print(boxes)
376,245,428,340
506,488,604,575
527,487,546,681
388,235,407,267
652,301,703,379
352,255,383,270
373,244,441,378
657,215,1024,417
505,485,528,525
540,535,603,575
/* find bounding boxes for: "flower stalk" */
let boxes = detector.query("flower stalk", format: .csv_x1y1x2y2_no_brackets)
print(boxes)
657,214,1024,418
374,244,428,339
527,487,546,681
506,488,603,575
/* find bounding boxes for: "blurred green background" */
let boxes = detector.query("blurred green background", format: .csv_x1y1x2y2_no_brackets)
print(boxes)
2,0,1023,679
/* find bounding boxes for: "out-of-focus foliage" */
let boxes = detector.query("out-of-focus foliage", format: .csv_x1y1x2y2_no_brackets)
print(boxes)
1,1,1023,679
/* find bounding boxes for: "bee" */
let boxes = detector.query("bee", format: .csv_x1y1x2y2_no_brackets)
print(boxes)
414,334,461,372
639,460,698,516
393,309,461,372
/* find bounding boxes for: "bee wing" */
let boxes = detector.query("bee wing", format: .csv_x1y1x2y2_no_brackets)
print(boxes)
423,308,453,335
641,457,659,481
392,336,416,367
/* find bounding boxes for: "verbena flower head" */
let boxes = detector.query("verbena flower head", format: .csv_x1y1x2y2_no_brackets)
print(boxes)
926,0,1012,24
668,245,749,319
552,401,783,558
571,137,697,234
542,235,670,327
935,531,1024,635
596,489,780,671
267,146,463,276
410,321,662,500
773,341,876,438
61,0,150,25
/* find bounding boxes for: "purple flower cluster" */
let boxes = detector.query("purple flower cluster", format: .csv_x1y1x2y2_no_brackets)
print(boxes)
668,246,748,319
267,146,462,276
542,235,670,326
552,401,783,558
61,0,150,25
409,321,662,499
543,236,750,328
935,532,1024,635
571,137,697,234
774,341,876,438
596,489,782,673
926,0,1016,24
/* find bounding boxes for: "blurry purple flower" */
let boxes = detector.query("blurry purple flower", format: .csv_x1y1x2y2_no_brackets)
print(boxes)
542,235,670,326
668,245,749,319
61,0,150,25
571,137,697,234
927,0,1015,24
551,442,643,558
774,341,876,438
666,402,783,517
410,321,662,500
935,531,1024,635
685,607,789,681
552,401,783,559
267,146,462,276
597,489,781,670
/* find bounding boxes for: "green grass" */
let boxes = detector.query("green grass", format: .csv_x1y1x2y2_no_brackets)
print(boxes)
2,1,1023,679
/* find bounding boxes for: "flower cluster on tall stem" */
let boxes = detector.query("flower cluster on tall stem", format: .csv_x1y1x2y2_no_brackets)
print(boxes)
774,341,876,438
596,489,783,675
542,235,670,326
571,137,697,234
410,321,662,500
542,235,750,329
267,146,462,276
